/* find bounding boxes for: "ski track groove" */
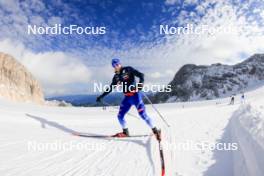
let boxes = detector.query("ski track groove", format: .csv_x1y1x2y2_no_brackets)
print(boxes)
106,139,148,176
1,150,52,173
0,141,25,149
4,150,67,176
60,139,115,176
79,138,152,176
57,153,92,176
61,140,117,176
87,140,127,175
64,153,103,176
110,141,141,175
30,150,89,176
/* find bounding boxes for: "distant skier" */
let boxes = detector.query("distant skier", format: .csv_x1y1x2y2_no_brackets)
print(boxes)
229,95,235,105
241,93,245,104
96,58,161,140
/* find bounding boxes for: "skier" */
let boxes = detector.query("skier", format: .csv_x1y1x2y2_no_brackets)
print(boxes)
230,95,235,105
241,93,245,104
96,58,161,140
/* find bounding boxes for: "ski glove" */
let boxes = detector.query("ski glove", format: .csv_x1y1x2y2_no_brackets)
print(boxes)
137,83,144,91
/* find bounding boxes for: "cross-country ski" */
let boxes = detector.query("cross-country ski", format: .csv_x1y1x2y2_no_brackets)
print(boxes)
73,132,152,138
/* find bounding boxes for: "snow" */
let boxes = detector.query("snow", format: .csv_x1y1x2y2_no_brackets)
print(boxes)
0,86,264,176
230,104,264,176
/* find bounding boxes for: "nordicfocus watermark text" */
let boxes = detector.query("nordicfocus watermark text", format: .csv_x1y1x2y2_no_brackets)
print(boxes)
28,24,106,35
27,140,238,152
93,82,172,93
27,140,106,151
160,24,263,35
162,140,238,151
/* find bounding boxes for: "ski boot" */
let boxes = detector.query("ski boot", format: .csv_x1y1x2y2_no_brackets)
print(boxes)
112,128,130,137
152,127,161,141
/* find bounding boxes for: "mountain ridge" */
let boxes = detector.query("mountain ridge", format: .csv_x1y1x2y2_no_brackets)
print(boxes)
152,53,264,103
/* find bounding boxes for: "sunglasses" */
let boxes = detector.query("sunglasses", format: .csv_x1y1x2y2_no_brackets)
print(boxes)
113,63,120,68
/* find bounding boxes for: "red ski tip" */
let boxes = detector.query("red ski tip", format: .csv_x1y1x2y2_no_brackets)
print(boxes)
161,169,165,176
111,132,128,138
72,132,79,136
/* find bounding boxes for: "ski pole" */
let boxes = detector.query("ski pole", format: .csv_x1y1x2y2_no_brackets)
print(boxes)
142,92,170,127
101,100,140,119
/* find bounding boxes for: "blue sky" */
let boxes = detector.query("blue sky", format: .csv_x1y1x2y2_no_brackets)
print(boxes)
31,0,167,51
0,0,264,96
0,0,182,51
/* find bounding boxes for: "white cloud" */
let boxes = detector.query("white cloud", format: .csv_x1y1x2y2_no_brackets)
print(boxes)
23,52,90,85
149,70,175,79
195,5,205,15
0,0,20,12
0,0,79,50
29,0,46,12
48,16,62,25
184,0,198,6
0,39,91,96
165,0,179,5
150,72,163,79
30,16,45,25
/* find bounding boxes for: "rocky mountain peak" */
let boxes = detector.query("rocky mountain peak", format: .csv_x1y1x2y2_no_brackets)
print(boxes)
0,52,44,104
152,53,264,103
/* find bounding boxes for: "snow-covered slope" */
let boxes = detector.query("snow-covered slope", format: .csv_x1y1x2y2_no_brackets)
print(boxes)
0,86,264,176
230,104,264,176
